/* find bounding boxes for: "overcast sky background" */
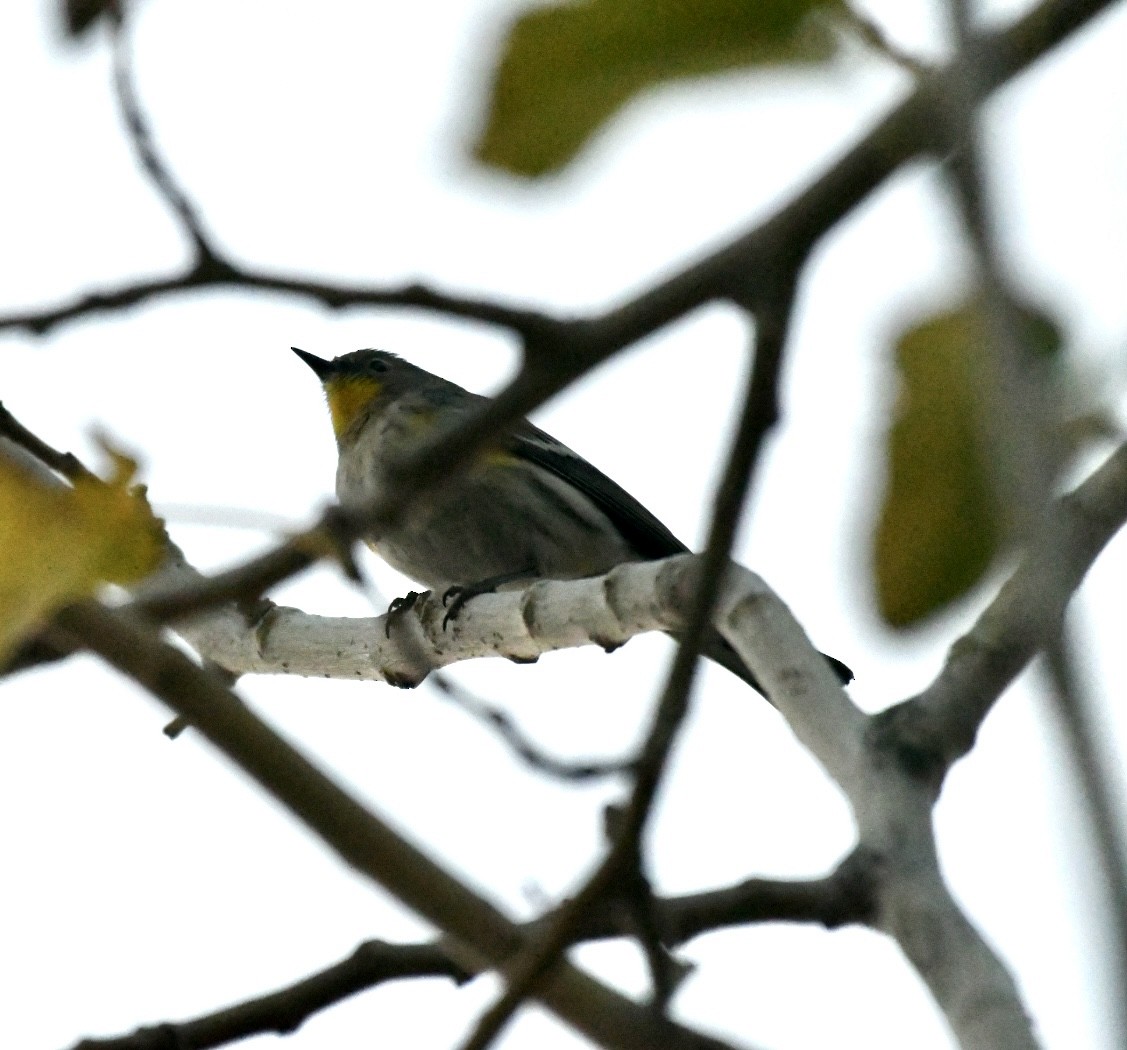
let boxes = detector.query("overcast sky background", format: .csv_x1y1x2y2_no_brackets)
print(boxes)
1,1,1126,1048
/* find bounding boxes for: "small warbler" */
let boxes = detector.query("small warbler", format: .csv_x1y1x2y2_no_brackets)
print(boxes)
292,347,851,695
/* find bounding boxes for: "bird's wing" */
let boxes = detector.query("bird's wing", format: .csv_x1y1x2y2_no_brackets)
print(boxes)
510,422,689,560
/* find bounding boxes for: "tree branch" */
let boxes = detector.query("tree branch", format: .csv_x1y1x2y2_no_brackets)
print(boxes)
111,20,218,264
841,2,932,76
916,441,1127,762
460,281,802,1048
73,854,875,1050
715,571,1039,1047
49,600,749,1050
0,0,1104,655
44,433,1127,1050
0,0,1114,353
0,402,94,483
941,0,1127,1038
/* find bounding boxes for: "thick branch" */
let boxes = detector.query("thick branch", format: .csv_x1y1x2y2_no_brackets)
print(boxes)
916,442,1127,762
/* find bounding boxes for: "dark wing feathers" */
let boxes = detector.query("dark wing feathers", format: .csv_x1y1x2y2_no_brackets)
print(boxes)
510,422,855,688
511,423,688,560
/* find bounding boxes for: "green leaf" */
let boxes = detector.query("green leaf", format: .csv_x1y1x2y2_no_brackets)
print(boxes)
875,306,1023,628
475,0,844,177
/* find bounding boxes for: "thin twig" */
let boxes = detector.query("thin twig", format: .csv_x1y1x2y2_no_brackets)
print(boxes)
0,402,94,482
627,272,801,830
0,0,1114,349
0,266,562,341
72,856,874,1050
430,672,634,782
841,1,932,76
461,274,802,1050
71,940,467,1050
110,20,218,263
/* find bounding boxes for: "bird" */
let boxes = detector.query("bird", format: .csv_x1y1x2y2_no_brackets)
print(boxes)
291,346,852,697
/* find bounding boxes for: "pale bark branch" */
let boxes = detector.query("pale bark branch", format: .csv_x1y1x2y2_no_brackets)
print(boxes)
918,442,1127,760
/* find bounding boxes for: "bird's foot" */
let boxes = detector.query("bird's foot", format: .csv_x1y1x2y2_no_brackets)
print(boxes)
441,569,537,630
385,590,428,638
441,583,486,629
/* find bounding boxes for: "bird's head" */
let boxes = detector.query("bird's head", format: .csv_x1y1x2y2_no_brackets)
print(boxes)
291,347,407,440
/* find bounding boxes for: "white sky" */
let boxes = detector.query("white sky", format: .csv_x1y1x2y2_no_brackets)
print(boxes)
1,1,1126,1048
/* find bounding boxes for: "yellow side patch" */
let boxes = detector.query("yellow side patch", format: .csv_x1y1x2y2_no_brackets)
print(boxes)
324,376,382,439
482,449,520,467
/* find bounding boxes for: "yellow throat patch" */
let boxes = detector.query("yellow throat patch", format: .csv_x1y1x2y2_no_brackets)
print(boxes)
323,376,382,439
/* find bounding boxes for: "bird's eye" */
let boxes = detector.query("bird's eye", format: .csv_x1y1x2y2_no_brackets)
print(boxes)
368,359,388,374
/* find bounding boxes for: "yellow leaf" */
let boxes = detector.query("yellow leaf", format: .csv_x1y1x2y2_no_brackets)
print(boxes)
0,447,165,660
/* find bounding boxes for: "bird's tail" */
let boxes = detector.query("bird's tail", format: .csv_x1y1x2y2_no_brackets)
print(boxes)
677,629,853,702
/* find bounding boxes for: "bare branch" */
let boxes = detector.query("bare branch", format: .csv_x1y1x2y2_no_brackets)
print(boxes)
716,568,1040,1047
461,281,803,1048
918,449,1127,762
26,0,1107,648
717,445,1127,1042
427,671,634,782
110,21,218,264
0,0,1113,666
840,2,932,76
0,0,1114,351
0,265,563,341
72,856,874,1050
168,444,1127,753
49,600,754,1050
941,0,1127,1038
71,940,467,1050
0,402,94,482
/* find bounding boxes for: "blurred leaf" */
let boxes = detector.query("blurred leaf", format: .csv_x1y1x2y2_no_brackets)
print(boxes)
475,0,844,177
0,446,165,661
61,0,122,39
874,304,1058,628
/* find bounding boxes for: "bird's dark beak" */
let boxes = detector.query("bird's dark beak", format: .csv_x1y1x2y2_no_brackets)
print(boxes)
291,346,334,380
